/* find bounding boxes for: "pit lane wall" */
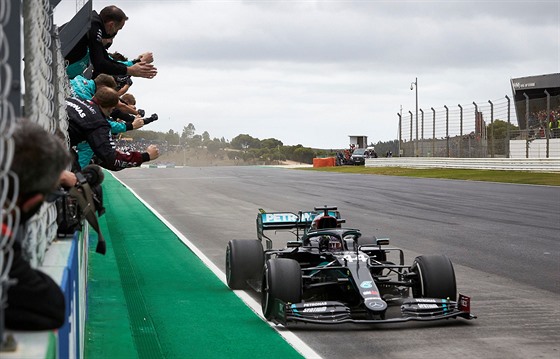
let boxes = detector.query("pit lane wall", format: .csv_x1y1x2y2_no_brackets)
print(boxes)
4,226,89,359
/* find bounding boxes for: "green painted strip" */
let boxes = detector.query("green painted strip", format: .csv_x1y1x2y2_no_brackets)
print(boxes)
85,217,137,358
109,218,164,359
85,174,304,359
45,332,56,359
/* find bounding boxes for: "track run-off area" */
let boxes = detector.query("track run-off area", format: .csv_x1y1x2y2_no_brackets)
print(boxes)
98,166,559,359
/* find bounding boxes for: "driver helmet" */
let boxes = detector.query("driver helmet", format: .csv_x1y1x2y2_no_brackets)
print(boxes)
311,214,337,230
311,214,324,230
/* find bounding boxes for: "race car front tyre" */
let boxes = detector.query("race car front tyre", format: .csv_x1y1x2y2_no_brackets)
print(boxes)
411,254,457,301
262,258,302,321
226,239,264,290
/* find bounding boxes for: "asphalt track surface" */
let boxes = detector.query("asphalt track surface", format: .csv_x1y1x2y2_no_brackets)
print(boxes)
114,166,560,359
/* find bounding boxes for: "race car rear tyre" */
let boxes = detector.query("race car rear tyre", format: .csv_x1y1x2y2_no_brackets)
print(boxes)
226,239,264,290
262,258,302,321
411,255,457,301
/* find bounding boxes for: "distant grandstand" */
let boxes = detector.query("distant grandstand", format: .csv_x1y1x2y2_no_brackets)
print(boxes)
510,73,560,130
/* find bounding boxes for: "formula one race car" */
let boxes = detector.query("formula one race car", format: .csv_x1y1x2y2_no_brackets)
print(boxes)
225,206,476,325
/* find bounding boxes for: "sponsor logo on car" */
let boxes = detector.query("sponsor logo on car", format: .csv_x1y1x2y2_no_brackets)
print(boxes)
263,213,298,223
362,291,379,296
303,302,327,307
303,307,328,313
343,254,369,263
360,281,373,289
418,304,439,309
415,298,437,303
365,298,387,310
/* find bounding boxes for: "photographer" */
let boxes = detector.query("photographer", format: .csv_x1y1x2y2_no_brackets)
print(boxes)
67,86,159,171
3,119,68,330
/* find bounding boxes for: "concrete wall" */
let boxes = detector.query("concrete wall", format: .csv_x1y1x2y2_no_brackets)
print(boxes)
509,139,560,158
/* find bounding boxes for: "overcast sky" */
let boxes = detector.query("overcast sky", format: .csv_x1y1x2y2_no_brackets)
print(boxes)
53,0,559,149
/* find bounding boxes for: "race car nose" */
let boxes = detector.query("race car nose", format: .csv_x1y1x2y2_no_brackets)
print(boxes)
365,298,388,312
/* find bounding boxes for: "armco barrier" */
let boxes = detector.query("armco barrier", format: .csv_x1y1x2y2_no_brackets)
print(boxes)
365,157,560,172
4,226,88,359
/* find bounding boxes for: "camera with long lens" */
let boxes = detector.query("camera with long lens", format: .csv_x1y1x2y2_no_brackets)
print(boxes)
143,113,158,125
79,164,105,215
55,164,107,254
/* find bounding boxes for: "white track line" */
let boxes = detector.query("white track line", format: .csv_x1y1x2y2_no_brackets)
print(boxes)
110,173,322,359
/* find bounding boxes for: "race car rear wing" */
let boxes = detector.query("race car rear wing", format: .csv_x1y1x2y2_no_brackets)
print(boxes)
256,209,345,248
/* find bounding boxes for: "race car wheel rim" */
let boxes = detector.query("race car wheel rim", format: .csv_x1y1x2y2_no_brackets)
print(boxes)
225,245,232,285
262,265,271,317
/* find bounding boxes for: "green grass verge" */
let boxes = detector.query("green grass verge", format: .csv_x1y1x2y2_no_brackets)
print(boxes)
302,166,560,186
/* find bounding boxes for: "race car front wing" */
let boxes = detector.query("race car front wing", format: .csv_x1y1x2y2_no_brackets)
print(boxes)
272,294,476,325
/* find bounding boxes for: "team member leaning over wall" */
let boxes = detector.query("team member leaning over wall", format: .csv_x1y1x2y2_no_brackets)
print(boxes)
66,86,160,171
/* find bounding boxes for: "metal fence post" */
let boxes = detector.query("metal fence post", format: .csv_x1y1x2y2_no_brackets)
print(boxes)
544,90,550,158
488,100,494,158
444,105,449,157
524,93,529,158
397,113,402,157
409,111,413,156
420,109,424,157
505,95,510,158
408,111,413,143
473,102,478,158
458,104,463,158
431,107,435,157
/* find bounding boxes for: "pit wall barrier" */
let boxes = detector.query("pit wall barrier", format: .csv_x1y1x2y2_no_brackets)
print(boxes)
313,157,336,167
4,225,88,359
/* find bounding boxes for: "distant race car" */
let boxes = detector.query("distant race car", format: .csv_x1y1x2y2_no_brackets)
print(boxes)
225,206,476,325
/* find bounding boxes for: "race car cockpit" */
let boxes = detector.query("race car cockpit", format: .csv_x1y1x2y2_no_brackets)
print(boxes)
303,213,358,252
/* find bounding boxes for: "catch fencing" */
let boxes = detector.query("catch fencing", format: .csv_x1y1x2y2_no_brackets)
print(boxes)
1,0,18,350
398,91,560,158
1,0,71,353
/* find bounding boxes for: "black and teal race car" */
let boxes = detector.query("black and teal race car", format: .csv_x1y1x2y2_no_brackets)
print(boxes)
225,206,476,325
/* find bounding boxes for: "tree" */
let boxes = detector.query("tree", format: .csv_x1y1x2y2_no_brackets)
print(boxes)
165,129,180,145
487,120,519,155
487,119,518,140
261,138,283,149
190,134,203,148
242,149,259,162
293,147,315,164
181,123,196,146
126,129,161,141
231,134,261,150
202,131,211,143
207,140,222,153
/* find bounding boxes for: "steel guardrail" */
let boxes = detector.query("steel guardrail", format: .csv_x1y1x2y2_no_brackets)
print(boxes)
365,157,560,172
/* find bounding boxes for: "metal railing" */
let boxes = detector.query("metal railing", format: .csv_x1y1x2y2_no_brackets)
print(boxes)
365,157,560,172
